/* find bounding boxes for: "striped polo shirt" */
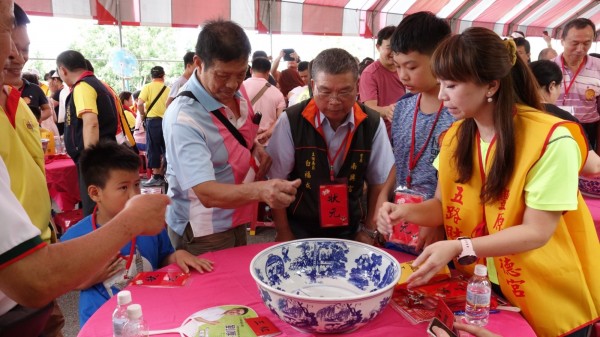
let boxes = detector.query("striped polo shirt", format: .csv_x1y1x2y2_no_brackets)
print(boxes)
554,54,600,123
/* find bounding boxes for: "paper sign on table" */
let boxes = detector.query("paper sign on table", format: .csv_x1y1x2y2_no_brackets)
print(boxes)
245,316,281,337
130,271,190,287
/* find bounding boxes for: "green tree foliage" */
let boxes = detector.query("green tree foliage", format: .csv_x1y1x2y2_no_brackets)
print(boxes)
68,24,183,92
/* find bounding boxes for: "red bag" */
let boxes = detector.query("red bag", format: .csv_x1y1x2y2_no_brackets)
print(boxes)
385,187,425,254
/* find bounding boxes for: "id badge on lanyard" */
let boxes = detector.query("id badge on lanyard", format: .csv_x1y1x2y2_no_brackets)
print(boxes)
319,181,349,227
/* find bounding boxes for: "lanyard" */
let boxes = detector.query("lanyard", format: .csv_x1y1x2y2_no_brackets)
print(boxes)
91,206,137,279
317,112,351,182
406,94,444,188
560,56,586,106
472,131,496,238
4,87,21,129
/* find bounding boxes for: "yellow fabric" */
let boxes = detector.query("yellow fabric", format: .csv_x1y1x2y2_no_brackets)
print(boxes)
438,104,600,337
40,82,49,96
124,110,135,130
73,82,98,117
0,87,52,243
139,81,170,118
40,128,55,155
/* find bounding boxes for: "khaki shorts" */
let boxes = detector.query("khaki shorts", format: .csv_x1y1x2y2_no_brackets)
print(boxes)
168,223,247,256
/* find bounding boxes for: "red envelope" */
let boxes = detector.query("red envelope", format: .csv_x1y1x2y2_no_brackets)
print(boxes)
245,316,281,337
130,271,190,287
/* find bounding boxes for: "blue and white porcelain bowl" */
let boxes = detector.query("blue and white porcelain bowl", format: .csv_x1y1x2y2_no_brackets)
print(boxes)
249,239,401,334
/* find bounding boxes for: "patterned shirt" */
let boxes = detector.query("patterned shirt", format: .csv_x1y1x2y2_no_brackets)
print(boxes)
392,94,454,199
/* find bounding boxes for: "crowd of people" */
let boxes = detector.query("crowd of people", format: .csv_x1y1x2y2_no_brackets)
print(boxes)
0,1,598,336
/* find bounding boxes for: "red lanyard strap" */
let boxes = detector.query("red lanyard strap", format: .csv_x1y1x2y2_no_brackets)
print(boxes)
561,56,586,105
406,94,444,188
317,112,351,182
91,206,137,278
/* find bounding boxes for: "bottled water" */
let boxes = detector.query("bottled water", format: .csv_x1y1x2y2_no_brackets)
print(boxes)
122,304,149,337
112,290,132,337
465,264,491,326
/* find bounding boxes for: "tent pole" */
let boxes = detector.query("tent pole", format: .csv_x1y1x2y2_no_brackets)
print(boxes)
269,0,273,58
117,0,126,91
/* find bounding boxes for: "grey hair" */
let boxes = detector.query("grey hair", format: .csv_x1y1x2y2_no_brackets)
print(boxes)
311,48,358,81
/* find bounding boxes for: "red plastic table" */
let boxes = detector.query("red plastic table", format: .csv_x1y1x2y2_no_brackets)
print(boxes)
78,243,536,337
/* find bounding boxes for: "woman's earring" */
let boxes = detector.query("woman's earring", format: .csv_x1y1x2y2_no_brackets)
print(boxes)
487,92,493,103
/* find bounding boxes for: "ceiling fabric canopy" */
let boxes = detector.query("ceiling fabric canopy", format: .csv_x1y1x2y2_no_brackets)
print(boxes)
18,0,600,39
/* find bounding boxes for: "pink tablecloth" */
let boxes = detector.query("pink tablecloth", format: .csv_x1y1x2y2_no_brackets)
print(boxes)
45,157,80,211
78,243,536,337
583,196,600,242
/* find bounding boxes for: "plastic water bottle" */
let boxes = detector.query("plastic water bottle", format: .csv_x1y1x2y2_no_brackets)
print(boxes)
465,264,491,326
54,136,62,154
122,304,149,337
112,290,132,337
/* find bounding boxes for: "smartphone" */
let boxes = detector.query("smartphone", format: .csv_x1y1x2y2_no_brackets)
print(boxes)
283,48,295,61
427,317,458,337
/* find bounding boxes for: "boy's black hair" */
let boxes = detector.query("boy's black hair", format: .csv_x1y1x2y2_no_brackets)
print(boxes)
390,11,451,55
79,140,140,189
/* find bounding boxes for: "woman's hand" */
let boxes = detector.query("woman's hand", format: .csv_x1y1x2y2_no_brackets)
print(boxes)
433,321,502,337
376,202,408,236
406,240,461,288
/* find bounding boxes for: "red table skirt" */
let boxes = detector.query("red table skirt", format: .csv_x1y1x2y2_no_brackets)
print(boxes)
78,243,536,337
45,156,80,212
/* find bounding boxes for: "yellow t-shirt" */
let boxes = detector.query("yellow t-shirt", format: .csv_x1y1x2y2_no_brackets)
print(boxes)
73,82,99,117
139,81,170,118
124,110,136,130
0,87,52,242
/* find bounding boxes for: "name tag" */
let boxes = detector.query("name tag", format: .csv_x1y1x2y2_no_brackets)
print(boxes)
319,184,349,227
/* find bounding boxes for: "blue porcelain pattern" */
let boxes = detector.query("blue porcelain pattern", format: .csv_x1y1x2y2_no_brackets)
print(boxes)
288,241,349,282
265,254,290,286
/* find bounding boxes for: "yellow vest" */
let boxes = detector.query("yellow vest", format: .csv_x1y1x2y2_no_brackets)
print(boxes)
439,104,600,337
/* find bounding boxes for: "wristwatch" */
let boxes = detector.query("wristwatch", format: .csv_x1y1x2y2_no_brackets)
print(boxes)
457,237,477,265
359,225,379,240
